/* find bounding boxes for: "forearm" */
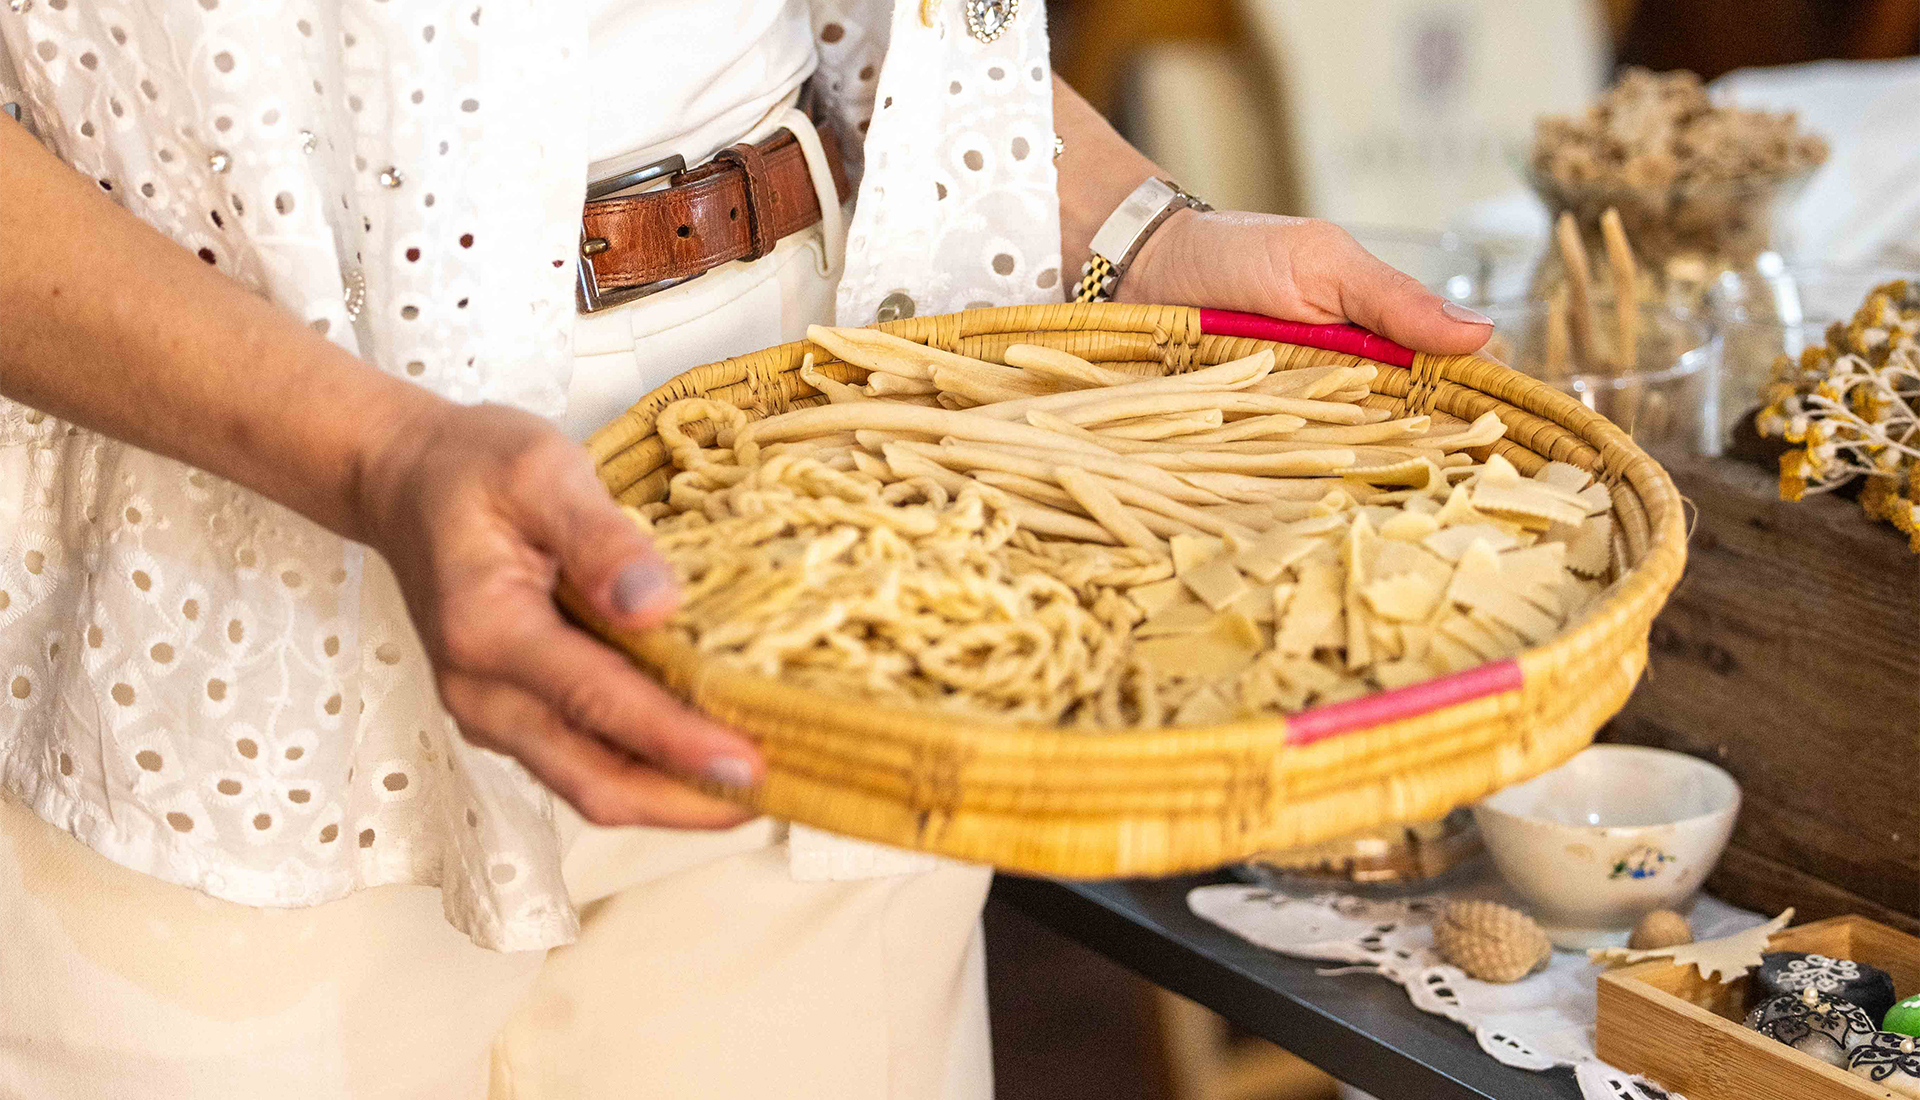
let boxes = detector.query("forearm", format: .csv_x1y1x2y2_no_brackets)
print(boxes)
0,116,444,541
1051,74,1164,276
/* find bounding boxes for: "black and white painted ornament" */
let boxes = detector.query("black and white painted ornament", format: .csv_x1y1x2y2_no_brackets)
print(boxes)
1745,987,1879,1067
1849,1032,1920,1098
1757,951,1898,1024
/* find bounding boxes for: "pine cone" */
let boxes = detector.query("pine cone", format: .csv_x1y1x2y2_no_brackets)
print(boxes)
1432,900,1552,983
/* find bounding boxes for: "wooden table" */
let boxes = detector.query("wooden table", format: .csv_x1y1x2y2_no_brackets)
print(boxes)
992,872,1583,1100
1609,447,1919,935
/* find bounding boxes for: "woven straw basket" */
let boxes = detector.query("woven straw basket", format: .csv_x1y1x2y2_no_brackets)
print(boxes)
567,303,1687,877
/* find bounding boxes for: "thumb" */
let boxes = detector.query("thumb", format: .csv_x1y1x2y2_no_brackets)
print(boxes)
552,468,681,631
1308,233,1495,356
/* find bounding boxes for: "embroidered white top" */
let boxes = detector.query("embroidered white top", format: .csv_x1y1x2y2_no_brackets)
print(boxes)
0,0,1060,951
584,0,817,177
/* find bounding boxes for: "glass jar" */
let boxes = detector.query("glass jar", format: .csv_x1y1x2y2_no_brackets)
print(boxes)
1524,165,1815,320
1483,300,1722,456
1343,224,1496,305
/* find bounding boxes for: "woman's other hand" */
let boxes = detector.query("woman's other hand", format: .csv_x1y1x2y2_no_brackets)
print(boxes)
352,402,762,829
1120,209,1494,355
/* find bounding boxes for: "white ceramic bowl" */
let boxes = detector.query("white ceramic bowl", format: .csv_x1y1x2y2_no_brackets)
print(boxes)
1470,745,1741,948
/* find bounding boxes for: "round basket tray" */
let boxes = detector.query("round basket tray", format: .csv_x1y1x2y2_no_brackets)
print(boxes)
565,302,1687,878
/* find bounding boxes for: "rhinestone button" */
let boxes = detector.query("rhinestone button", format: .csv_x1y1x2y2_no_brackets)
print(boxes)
964,0,1019,42
341,267,366,321
376,166,402,189
299,130,318,154
207,150,231,174
875,292,915,323
7,0,32,13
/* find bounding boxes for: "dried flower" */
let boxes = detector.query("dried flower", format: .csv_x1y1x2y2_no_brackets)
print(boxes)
1757,280,1920,551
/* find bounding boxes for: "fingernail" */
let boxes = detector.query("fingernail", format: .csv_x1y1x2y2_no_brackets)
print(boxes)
703,756,756,790
610,559,674,616
1441,300,1493,326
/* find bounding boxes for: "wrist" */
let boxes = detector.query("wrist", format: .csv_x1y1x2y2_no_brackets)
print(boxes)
342,378,457,547
1112,206,1200,305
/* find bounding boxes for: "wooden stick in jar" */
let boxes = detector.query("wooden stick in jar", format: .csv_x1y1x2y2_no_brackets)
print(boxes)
1554,211,1596,370
1545,287,1572,381
1600,207,1639,372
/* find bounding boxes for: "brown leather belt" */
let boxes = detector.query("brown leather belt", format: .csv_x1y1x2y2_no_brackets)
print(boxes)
576,114,852,312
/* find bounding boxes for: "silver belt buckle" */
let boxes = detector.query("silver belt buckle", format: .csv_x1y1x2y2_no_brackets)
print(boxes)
577,152,692,314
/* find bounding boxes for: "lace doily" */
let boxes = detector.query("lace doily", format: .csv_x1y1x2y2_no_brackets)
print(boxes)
1188,877,1766,1100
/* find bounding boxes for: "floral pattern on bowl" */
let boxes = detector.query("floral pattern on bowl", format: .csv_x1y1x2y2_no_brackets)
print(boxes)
1609,845,1676,880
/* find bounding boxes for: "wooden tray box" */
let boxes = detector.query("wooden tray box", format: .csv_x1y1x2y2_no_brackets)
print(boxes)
1597,916,1920,1099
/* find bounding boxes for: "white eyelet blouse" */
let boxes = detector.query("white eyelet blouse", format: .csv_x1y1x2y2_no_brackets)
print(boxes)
0,0,1061,951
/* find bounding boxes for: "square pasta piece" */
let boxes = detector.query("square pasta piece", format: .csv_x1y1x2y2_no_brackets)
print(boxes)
1470,481,1590,528
1177,545,1250,611
1437,611,1511,661
1498,542,1570,593
1229,582,1280,624
1362,573,1445,622
1576,482,1613,516
1553,511,1613,577
1128,576,1190,617
1172,682,1237,726
1227,527,1331,584
1134,612,1264,681
1379,510,1441,541
1368,538,1454,590
1170,533,1228,575
1534,461,1593,493
1372,655,1443,690
1277,559,1343,656
1427,632,1484,674
1135,597,1218,638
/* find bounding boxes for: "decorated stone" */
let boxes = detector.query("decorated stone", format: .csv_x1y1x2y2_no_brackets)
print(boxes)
1849,1032,1920,1098
1744,987,1879,1067
1757,951,1898,1024
1886,994,1920,1038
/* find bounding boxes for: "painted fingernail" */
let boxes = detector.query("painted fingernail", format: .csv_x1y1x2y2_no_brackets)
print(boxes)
1441,300,1493,326
703,756,756,790
610,558,673,616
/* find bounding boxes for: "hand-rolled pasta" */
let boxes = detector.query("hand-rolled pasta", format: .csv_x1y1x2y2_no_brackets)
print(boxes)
630,328,1612,730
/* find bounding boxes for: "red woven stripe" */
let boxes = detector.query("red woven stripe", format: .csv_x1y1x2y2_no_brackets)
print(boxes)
1197,310,1416,369
1283,659,1523,746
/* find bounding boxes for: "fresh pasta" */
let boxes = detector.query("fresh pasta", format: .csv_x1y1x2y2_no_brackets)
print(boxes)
631,331,1620,727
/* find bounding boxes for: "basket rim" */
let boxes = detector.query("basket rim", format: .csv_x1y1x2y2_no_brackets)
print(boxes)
571,303,1687,759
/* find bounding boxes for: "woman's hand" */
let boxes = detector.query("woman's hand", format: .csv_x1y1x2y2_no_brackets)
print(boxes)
2,115,757,831
1119,209,1494,355
1050,76,1491,356
352,400,763,829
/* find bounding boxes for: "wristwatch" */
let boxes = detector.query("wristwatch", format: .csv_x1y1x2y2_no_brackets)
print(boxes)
1072,177,1211,304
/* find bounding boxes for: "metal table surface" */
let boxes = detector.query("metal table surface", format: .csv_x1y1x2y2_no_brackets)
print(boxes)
990,871,1584,1100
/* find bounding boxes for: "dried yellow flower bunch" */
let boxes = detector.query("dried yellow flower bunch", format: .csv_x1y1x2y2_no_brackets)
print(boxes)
1757,280,1920,551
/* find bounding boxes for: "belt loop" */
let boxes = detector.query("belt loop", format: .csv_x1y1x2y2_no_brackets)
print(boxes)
775,106,848,280
712,142,776,262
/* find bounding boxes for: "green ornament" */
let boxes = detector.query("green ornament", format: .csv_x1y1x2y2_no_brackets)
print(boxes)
1885,995,1920,1037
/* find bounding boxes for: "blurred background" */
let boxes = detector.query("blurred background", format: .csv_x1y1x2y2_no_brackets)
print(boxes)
987,2,1919,1098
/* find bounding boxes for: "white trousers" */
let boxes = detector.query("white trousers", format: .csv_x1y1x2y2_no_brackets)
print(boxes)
0,216,995,1100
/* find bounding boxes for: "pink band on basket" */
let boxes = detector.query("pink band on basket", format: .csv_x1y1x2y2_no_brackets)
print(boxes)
1197,310,1416,369
1283,659,1523,746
